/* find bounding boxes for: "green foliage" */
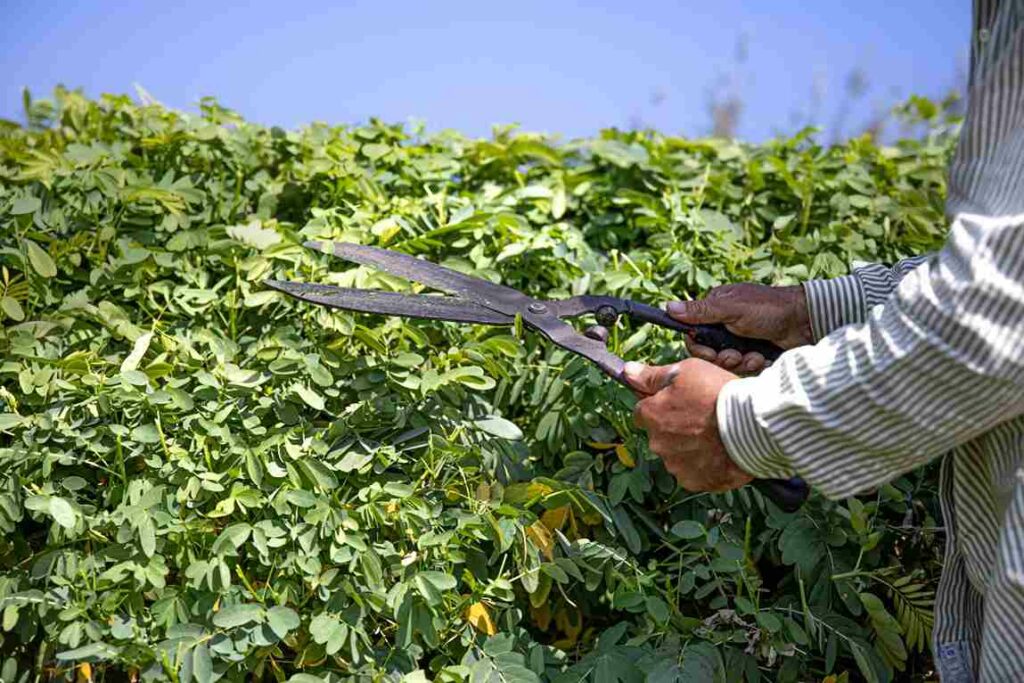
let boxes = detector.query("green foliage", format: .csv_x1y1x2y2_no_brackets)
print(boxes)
0,87,953,682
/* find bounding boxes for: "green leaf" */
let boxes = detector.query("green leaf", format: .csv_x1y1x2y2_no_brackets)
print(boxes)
0,297,24,321
138,516,156,557
415,571,456,605
362,143,390,160
293,384,325,411
55,642,117,661
443,365,496,391
669,520,705,539
120,331,153,373
779,518,825,574
267,606,301,639
298,459,338,490
48,497,76,529
24,239,56,277
309,613,348,654
131,423,161,443
226,220,280,250
392,352,424,368
192,644,213,683
211,523,251,555
474,416,523,440
756,611,783,632
212,603,264,628
0,414,25,431
11,196,41,215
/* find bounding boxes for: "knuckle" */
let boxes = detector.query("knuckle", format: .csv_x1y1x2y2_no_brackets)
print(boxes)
689,299,711,317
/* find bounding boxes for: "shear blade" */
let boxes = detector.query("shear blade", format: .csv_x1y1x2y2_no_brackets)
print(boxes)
265,280,513,325
304,240,530,314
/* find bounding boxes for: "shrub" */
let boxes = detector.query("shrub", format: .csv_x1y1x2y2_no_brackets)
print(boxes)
0,88,954,682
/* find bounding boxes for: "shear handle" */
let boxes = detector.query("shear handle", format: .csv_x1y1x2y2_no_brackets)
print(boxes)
623,301,784,362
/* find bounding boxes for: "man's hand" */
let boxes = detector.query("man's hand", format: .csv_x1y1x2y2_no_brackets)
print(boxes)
623,358,753,492
668,284,813,373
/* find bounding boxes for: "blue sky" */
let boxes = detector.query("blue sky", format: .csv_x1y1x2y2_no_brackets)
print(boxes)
1,0,968,141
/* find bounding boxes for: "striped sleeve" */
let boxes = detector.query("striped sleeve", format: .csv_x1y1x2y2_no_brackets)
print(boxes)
802,256,931,341
718,213,1024,499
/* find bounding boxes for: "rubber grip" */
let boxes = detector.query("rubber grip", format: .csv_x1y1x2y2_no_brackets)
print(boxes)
751,477,809,512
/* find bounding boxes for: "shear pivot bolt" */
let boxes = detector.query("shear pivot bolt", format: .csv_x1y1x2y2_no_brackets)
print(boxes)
528,303,548,314
595,306,618,327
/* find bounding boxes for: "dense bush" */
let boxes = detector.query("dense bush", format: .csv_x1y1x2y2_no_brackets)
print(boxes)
0,88,956,682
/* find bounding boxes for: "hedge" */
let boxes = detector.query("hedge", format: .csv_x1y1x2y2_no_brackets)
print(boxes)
0,88,955,682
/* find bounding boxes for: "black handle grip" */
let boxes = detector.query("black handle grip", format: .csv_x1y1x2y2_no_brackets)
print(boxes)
752,477,809,512
623,301,784,361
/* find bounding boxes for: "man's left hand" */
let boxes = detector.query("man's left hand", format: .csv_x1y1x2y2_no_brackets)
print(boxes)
623,358,753,492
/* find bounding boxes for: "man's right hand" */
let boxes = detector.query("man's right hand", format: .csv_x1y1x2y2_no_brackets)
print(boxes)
668,283,814,373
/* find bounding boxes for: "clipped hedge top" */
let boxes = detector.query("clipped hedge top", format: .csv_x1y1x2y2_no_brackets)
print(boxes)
0,89,952,682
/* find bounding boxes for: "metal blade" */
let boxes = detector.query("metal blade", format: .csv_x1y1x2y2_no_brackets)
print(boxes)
523,310,627,382
305,241,532,315
265,280,514,325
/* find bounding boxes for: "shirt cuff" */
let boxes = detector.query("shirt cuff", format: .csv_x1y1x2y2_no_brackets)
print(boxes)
801,274,867,341
716,377,795,480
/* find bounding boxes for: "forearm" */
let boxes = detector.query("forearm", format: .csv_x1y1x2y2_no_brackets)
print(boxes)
720,214,1024,499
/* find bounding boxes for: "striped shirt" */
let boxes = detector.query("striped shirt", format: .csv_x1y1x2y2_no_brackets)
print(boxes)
716,2,1024,680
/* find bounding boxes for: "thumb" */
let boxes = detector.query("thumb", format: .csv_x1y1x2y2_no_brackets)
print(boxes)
666,297,727,324
622,361,679,397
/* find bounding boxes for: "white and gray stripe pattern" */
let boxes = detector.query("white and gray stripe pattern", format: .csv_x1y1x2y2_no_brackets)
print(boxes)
717,1,1024,679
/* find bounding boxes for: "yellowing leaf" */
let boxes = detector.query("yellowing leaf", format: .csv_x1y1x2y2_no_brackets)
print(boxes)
586,440,618,450
77,662,93,683
554,606,583,647
541,505,570,532
464,602,497,635
526,521,554,561
530,602,552,631
616,444,635,468
503,480,554,504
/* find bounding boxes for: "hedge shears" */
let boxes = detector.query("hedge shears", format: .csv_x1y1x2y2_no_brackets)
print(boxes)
266,241,808,511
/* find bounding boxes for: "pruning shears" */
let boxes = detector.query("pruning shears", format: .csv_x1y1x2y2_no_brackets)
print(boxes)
266,241,808,512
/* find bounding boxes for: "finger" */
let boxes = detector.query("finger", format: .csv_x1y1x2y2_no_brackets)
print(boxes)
685,341,718,362
666,287,739,325
666,298,721,325
622,361,680,397
741,352,766,373
717,349,742,370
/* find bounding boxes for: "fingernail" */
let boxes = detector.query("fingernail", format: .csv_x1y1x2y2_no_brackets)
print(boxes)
666,301,686,317
623,361,644,379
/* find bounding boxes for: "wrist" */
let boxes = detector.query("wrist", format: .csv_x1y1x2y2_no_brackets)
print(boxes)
780,285,813,348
